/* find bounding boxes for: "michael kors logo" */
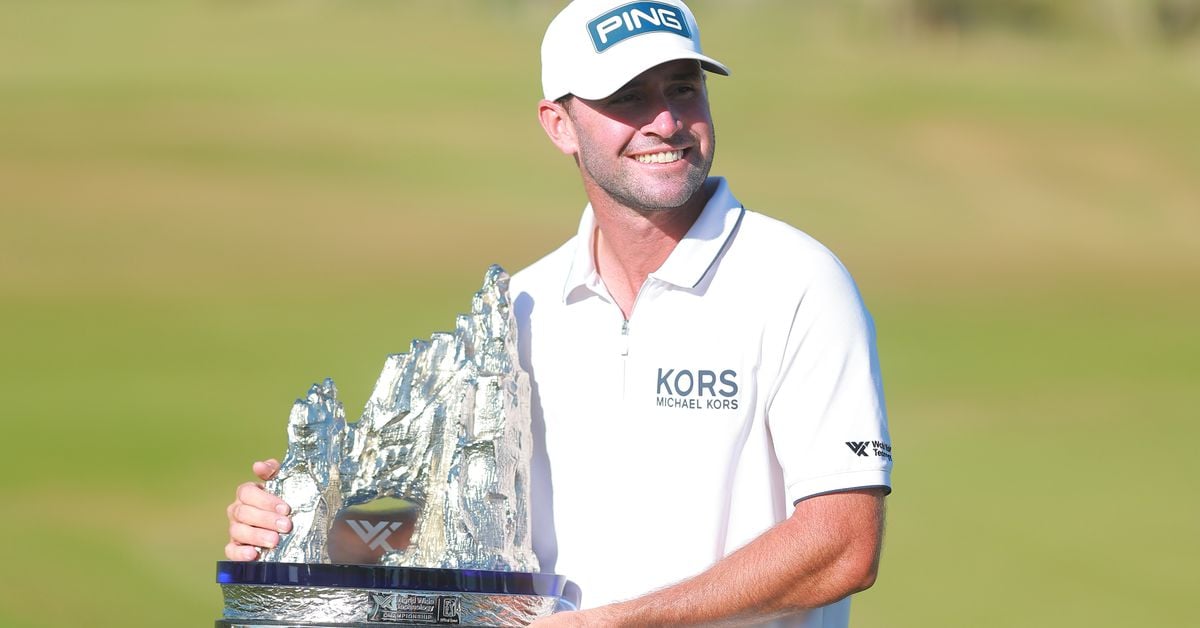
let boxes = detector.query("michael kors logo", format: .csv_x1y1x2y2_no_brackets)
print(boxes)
655,367,740,411
347,520,404,551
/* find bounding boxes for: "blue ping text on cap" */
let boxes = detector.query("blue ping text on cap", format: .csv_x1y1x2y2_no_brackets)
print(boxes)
587,2,693,53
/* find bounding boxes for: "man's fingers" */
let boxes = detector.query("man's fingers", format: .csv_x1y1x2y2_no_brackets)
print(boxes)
231,502,293,535
253,459,280,482
223,459,289,562
235,481,291,516
229,521,281,550
225,541,261,562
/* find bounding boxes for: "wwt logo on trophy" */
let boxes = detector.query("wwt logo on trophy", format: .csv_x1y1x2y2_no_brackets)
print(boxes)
347,520,405,552
216,266,579,627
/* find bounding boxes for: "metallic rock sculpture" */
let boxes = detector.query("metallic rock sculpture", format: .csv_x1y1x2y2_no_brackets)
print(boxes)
260,265,538,573
262,379,346,563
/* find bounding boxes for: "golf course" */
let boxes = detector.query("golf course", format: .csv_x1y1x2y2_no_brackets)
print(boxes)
1,1,1196,626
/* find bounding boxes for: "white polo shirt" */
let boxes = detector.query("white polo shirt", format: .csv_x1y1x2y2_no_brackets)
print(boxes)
509,178,892,627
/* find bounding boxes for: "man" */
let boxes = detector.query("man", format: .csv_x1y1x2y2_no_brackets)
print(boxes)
227,1,892,625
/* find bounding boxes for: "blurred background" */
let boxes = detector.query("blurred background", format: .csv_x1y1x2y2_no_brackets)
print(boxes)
1,0,1197,625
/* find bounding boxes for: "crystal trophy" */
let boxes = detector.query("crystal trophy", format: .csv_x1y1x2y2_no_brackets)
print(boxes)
216,266,579,627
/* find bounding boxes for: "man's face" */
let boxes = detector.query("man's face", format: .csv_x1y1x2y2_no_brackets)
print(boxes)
566,59,715,213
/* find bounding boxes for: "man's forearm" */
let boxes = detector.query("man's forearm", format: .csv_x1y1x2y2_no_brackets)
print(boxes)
555,489,886,627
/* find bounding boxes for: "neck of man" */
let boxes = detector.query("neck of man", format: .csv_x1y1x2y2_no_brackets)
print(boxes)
588,179,717,319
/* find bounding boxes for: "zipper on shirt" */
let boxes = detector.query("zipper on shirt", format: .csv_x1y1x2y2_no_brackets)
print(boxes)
616,278,649,399
620,277,651,358
619,318,630,399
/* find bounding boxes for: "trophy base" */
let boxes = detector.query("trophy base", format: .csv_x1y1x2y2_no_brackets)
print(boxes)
216,561,580,628
216,619,535,624
217,623,475,627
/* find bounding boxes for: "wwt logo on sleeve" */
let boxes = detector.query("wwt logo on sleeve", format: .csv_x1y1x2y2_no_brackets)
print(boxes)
846,441,892,461
587,2,692,53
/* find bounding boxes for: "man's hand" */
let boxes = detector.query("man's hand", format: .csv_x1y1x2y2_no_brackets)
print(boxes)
224,459,293,561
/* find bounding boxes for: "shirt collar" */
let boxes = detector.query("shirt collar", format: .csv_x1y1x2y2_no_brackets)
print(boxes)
561,177,745,303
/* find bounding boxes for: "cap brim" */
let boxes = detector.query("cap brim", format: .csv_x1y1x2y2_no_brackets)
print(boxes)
569,50,730,101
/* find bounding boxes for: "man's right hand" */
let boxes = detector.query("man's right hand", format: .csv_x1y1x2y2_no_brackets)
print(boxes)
224,459,293,561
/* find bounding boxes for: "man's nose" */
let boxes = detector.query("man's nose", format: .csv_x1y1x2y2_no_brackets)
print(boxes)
642,100,683,138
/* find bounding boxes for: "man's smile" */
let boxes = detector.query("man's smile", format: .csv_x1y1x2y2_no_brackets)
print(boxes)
630,148,687,164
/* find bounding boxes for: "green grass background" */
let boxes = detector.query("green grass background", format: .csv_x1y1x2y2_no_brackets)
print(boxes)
1,1,1197,626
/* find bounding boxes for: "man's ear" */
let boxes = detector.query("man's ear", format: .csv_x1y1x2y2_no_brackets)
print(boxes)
538,99,578,156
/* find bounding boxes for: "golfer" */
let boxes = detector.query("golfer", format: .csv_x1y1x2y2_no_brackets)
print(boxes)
227,1,893,625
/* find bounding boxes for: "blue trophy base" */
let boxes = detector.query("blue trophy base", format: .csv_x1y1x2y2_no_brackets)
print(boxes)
216,561,580,627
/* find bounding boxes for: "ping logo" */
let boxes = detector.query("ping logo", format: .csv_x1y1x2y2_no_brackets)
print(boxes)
587,2,692,53
347,520,403,551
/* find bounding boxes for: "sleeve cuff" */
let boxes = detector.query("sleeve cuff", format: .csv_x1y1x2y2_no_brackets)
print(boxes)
788,469,891,506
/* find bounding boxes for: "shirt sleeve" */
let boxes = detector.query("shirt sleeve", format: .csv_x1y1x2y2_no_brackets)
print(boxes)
766,251,893,506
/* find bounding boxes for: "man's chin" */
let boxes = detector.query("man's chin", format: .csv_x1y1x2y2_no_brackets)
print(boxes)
619,190,695,212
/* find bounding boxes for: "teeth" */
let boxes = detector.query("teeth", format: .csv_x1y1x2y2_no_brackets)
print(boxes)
634,150,683,164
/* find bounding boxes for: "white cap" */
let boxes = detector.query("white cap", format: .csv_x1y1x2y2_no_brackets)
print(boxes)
541,0,730,101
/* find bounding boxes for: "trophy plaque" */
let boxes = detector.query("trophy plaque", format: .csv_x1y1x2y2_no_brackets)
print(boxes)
217,266,579,627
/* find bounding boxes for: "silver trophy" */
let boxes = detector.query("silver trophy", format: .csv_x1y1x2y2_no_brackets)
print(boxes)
217,266,577,627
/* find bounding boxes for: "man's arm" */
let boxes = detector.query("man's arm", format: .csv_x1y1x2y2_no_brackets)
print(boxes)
535,488,886,627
